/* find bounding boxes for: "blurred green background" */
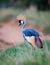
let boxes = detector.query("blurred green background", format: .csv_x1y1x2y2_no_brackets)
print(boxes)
0,0,50,65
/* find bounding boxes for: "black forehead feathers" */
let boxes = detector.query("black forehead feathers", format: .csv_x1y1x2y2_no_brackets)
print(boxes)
19,20,21,23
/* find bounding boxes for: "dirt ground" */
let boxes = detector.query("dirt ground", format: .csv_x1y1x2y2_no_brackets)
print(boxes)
0,19,50,50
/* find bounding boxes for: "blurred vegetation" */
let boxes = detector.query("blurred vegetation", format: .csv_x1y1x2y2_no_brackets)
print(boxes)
0,1,50,65
43,25,50,34
0,8,50,24
0,14,14,22
0,8,25,22
0,0,50,65
0,0,50,10
0,41,50,65
0,7,50,34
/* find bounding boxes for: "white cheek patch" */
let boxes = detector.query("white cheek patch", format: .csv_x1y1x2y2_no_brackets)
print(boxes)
21,21,23,24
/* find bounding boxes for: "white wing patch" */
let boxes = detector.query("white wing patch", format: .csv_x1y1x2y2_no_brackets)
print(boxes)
25,36,36,47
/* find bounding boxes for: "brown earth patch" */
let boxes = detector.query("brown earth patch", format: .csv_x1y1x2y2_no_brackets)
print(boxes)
0,19,50,50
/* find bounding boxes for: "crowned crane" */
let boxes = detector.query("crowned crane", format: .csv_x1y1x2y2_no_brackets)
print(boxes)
16,15,43,48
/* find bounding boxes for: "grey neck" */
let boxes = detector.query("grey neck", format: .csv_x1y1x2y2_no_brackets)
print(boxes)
22,21,26,31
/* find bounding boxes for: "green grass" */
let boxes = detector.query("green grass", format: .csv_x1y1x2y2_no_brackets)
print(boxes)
0,7,50,65
0,41,50,65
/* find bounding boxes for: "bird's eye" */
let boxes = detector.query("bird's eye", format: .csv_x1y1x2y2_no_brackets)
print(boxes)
19,20,21,24
18,20,21,26
18,20,24,26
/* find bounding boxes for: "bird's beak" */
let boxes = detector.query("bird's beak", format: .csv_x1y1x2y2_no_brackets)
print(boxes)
18,23,21,26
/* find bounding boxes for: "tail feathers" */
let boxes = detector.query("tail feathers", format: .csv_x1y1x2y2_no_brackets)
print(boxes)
35,37,43,48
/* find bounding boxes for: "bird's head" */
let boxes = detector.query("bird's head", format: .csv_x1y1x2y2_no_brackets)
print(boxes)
16,14,26,26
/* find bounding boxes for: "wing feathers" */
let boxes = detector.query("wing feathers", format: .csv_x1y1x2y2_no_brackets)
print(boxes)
25,36,36,47
35,37,43,48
